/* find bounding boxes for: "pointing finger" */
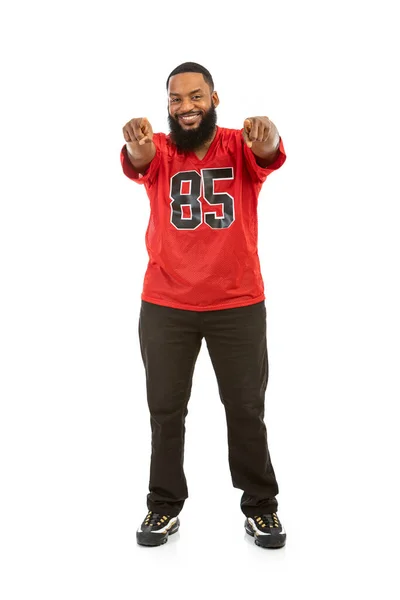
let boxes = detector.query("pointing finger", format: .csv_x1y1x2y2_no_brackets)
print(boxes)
244,118,252,133
242,127,252,147
249,120,259,142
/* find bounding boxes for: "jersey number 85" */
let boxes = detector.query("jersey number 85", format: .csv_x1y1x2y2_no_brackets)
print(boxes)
170,168,234,230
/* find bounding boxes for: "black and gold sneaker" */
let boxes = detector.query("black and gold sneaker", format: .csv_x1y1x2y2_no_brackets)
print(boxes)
245,512,286,548
136,510,180,547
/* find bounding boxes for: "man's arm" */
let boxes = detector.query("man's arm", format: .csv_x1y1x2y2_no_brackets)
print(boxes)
122,117,156,174
243,117,281,167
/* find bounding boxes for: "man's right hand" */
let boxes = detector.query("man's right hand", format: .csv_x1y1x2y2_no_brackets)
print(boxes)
123,117,154,148
122,117,156,174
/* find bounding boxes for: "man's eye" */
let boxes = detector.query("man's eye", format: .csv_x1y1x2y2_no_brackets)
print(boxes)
171,98,180,103
192,96,201,100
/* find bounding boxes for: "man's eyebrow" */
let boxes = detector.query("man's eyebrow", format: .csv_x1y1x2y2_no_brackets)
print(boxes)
169,88,203,97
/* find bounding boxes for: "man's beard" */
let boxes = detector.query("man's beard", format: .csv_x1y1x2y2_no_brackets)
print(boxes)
168,104,217,151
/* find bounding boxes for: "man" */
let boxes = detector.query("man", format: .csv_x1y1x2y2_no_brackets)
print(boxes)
120,62,287,549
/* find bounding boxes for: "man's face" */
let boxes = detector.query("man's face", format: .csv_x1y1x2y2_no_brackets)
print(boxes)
167,72,219,151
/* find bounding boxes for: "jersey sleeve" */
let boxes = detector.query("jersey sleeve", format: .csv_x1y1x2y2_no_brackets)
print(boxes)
242,133,287,184
120,133,163,186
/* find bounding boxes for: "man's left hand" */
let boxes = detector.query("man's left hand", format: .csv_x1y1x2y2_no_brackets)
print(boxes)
243,116,278,149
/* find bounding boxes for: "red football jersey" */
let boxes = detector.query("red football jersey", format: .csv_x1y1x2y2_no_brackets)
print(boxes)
120,126,286,311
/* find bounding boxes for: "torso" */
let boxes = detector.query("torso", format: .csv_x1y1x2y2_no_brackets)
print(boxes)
121,125,286,311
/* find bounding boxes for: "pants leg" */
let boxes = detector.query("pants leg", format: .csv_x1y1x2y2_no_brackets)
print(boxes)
138,300,202,517
202,301,279,517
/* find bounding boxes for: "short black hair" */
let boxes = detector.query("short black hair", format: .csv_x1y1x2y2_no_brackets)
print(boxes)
166,62,214,92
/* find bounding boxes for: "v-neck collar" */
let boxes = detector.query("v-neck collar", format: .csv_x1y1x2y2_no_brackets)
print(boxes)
188,126,220,163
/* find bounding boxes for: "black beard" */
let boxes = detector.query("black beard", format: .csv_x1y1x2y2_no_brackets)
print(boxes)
168,104,217,151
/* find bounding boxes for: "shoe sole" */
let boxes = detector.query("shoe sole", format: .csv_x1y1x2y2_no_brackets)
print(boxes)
244,521,286,549
136,519,180,547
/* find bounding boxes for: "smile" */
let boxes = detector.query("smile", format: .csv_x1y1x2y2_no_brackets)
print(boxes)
178,113,201,124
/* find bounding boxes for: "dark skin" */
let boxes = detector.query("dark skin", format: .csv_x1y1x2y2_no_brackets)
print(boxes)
122,72,280,172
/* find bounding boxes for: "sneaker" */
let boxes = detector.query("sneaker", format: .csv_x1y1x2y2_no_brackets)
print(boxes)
244,512,286,548
136,510,180,546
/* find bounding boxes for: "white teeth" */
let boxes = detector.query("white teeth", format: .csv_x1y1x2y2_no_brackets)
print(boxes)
181,114,199,121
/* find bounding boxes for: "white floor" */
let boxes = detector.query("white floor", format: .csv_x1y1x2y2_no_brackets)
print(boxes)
3,424,399,600
2,323,399,599
130,489,398,600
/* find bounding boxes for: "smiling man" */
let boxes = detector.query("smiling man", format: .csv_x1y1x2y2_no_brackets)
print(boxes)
167,77,218,152
121,62,287,549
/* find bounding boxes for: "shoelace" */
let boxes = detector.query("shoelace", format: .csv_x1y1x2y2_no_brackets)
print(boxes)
144,510,170,527
253,512,280,529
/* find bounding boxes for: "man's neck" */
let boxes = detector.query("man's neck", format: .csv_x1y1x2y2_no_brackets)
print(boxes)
204,127,217,147
195,126,217,153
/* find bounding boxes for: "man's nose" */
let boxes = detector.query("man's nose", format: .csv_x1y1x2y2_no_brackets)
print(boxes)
180,99,195,113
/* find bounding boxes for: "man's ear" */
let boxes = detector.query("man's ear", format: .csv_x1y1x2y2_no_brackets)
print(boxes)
212,91,220,108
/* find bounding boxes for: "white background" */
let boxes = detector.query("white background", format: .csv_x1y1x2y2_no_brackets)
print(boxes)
1,0,399,598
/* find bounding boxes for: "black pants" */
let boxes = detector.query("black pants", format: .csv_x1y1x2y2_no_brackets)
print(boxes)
138,299,279,517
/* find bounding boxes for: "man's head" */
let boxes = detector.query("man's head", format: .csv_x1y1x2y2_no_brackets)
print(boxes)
166,62,219,151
